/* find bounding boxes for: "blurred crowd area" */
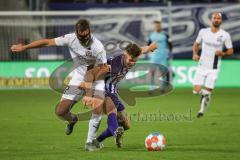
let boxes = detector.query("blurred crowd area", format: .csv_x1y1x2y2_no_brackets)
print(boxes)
43,0,240,4
24,0,240,11
1,0,240,11
48,0,240,3
0,0,240,61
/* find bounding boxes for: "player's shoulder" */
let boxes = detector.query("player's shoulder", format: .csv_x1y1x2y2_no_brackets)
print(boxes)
61,32,77,43
220,29,231,37
149,31,156,38
107,53,123,64
63,32,76,39
199,27,210,33
55,32,76,46
161,31,169,38
91,35,104,50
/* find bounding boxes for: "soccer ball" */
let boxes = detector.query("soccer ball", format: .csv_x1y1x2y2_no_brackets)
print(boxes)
145,132,166,151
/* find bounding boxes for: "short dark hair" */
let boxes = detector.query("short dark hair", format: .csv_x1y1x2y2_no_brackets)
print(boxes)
125,43,141,59
75,19,90,33
153,20,161,24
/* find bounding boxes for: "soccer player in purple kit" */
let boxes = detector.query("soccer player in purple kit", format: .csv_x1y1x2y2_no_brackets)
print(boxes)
82,42,158,151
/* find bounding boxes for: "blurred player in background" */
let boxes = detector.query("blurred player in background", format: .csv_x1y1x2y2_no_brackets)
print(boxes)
192,12,233,118
81,42,158,151
11,19,108,137
148,21,172,93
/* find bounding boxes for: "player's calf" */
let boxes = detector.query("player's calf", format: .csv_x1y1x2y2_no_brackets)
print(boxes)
197,89,212,118
55,99,78,135
117,110,131,130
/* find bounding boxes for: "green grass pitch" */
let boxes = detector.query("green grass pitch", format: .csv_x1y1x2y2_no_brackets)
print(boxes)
0,88,240,160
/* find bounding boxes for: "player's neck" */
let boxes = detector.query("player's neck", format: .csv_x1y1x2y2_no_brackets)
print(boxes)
211,26,220,33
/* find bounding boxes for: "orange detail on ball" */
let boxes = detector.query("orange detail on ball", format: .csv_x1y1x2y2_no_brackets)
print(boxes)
156,146,161,151
147,146,154,151
146,139,152,146
151,136,158,143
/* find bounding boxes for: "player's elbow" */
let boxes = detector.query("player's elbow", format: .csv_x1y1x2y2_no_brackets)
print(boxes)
227,48,234,55
44,39,56,47
192,42,199,51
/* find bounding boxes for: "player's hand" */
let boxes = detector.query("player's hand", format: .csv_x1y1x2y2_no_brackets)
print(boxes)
82,96,93,106
11,44,26,53
151,42,158,51
79,82,92,90
215,51,225,56
192,54,199,61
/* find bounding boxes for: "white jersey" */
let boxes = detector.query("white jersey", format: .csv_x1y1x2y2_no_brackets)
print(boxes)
196,28,232,70
54,33,107,77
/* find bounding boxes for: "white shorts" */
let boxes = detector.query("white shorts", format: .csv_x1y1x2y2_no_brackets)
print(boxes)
61,72,105,101
192,67,219,89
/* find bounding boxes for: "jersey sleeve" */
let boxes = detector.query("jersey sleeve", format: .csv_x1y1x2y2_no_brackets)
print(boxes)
54,34,71,46
195,29,203,44
224,32,233,49
148,33,153,45
94,39,107,64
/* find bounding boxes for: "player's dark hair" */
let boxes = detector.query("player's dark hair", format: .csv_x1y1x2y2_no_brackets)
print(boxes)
125,43,141,59
153,20,161,24
75,19,90,33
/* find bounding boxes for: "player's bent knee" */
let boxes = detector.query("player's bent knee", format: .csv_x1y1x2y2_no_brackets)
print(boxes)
55,105,67,117
55,99,74,117
107,109,117,115
123,122,131,131
193,86,201,94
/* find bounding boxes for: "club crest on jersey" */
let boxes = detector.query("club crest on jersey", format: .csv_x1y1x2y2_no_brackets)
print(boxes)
85,49,93,57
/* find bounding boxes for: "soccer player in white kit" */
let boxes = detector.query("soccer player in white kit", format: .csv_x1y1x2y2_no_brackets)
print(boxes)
192,12,233,118
11,19,108,144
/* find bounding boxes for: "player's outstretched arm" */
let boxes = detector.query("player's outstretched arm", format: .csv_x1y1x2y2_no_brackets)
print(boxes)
192,42,200,61
11,39,56,53
141,42,158,54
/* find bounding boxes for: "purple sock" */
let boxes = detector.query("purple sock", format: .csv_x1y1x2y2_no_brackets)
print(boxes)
97,113,118,142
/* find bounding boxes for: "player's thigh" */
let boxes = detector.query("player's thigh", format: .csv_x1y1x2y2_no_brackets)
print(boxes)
91,95,104,115
55,98,77,115
104,96,117,115
193,67,206,88
62,72,85,101
158,64,168,77
205,70,218,90
150,63,159,74
61,85,85,102
92,80,105,99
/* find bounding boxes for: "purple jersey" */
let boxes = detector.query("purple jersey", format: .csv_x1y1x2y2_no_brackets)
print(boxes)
105,54,129,94
105,53,128,112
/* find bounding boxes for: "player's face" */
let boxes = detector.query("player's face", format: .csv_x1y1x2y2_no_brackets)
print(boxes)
211,13,222,28
124,53,137,68
76,29,92,47
154,23,161,32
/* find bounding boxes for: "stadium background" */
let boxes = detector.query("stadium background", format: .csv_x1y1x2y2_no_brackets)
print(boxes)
0,0,240,89
0,1,240,160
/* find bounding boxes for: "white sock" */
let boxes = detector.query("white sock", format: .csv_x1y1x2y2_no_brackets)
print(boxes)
86,114,102,143
199,89,211,113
